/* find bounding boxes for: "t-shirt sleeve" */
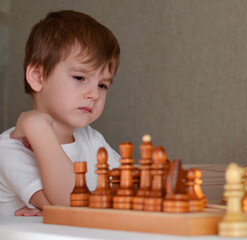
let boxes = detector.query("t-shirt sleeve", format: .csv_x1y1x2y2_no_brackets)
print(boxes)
0,140,43,209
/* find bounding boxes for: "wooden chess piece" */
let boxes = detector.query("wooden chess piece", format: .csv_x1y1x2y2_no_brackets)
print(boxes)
194,168,207,208
144,146,168,212
132,134,153,210
186,168,204,212
218,163,247,237
70,162,90,207
163,159,189,213
242,167,247,212
113,142,135,209
109,168,121,195
132,167,140,192
89,148,112,208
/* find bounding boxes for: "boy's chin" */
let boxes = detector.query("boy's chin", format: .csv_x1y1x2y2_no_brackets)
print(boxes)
69,116,99,129
73,121,94,129
71,123,89,129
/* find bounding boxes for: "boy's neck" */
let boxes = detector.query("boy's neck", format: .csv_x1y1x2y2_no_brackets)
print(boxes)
52,121,75,144
46,117,75,144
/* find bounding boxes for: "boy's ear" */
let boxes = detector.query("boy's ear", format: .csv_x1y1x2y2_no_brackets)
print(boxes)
26,64,44,92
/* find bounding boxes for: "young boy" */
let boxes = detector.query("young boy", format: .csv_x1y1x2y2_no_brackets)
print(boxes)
0,10,120,216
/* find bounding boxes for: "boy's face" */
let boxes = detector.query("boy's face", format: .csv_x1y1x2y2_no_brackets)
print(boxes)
36,47,114,130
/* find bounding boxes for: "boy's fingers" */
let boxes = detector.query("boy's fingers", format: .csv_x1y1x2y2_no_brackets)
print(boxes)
9,129,23,140
36,211,43,216
15,206,27,216
9,129,20,139
15,206,42,216
9,130,15,139
23,208,42,216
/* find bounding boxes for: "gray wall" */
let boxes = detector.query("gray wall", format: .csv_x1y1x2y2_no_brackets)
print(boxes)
3,0,247,164
0,0,9,135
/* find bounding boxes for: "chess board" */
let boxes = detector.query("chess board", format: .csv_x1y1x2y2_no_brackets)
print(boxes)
43,138,247,237
43,204,231,236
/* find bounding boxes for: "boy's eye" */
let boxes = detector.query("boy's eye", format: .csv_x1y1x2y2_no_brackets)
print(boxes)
73,76,85,81
98,83,108,90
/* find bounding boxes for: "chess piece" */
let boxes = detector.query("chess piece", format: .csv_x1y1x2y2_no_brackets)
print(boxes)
89,148,112,208
132,167,140,192
144,146,168,211
186,168,204,212
163,159,189,213
70,162,90,207
132,134,153,210
242,167,247,212
113,142,135,209
194,168,207,207
218,163,247,237
109,168,121,195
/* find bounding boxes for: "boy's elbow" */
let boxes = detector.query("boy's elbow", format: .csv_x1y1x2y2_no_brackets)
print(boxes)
44,188,71,206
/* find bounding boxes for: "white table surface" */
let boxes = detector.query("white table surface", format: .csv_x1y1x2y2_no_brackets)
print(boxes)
0,216,246,240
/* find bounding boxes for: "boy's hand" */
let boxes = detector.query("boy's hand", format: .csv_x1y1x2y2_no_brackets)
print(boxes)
10,110,53,140
15,206,43,216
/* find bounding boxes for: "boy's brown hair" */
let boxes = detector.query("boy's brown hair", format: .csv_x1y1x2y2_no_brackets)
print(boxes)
24,10,120,94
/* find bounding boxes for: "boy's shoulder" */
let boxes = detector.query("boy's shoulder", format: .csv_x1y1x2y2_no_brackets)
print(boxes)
0,127,35,162
0,127,15,141
0,127,24,150
0,127,19,151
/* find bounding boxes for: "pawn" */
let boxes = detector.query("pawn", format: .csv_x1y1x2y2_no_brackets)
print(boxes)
109,168,121,195
132,134,153,210
186,169,204,212
70,162,90,207
194,168,207,208
218,163,247,237
113,142,135,209
89,148,112,208
144,146,167,212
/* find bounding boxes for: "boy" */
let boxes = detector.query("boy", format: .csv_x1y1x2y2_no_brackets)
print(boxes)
0,10,120,216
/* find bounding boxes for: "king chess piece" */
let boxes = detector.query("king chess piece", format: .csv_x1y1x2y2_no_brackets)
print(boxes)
218,163,247,237
132,135,153,210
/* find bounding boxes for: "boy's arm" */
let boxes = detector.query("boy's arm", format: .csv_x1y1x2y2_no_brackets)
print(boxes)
11,110,75,206
29,189,51,209
15,190,51,216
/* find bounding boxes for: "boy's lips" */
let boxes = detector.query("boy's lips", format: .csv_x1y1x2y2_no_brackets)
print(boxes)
79,106,93,113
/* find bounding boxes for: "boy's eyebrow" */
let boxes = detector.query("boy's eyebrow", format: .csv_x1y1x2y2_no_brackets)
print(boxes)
69,66,90,73
103,78,113,84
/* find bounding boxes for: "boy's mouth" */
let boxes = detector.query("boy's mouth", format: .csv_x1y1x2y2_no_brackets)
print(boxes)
79,107,93,113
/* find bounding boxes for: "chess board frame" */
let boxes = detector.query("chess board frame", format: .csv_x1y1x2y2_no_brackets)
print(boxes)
43,205,226,236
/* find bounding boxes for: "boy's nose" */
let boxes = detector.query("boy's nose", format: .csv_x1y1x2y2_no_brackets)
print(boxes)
84,85,100,100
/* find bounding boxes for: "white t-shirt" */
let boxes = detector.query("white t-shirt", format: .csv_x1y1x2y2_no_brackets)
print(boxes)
0,126,120,216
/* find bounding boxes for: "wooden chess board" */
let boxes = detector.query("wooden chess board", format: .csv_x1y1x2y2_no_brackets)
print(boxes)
43,204,234,236
43,140,247,237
